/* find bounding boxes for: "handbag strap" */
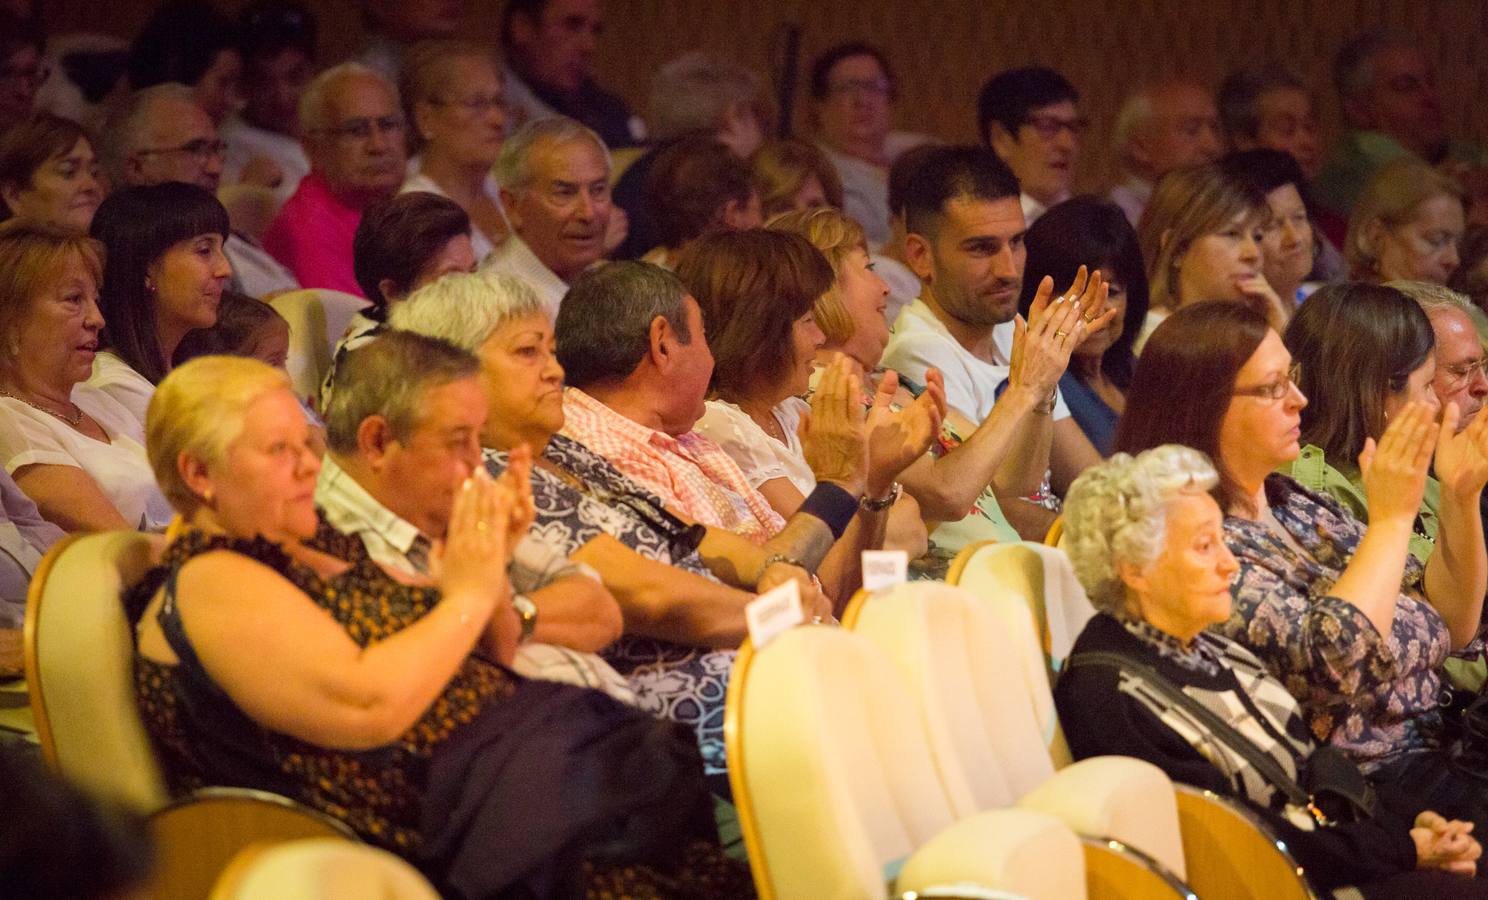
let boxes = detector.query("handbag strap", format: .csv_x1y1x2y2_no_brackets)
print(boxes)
1066,650,1313,809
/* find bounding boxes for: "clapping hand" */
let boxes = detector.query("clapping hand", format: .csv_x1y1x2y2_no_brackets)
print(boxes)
1008,266,1115,398
1359,401,1440,529
1434,402,1488,501
800,354,869,497
865,368,945,497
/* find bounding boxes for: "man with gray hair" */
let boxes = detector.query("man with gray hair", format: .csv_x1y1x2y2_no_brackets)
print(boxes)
1315,32,1487,220
485,117,614,318
612,52,766,259
1107,79,1223,228
317,328,633,699
264,62,407,296
1390,280,1488,432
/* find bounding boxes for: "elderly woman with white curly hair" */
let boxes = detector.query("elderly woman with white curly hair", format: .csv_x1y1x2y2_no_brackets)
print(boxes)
1054,444,1488,898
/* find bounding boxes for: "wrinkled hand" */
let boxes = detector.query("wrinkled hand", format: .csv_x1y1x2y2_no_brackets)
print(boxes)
603,206,630,256
498,443,537,549
1413,811,1480,875
1434,401,1488,499
1008,267,1111,398
433,466,515,613
865,368,944,497
1359,401,1439,528
1236,273,1290,330
757,562,832,621
800,353,868,496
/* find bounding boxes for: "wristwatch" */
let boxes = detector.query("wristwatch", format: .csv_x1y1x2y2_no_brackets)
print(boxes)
512,594,538,643
1032,389,1058,416
860,482,902,513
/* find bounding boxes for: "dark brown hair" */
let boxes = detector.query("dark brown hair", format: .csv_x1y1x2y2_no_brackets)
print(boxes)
647,133,756,250
353,191,471,314
1114,301,1269,512
1283,282,1434,462
0,114,93,221
675,229,833,398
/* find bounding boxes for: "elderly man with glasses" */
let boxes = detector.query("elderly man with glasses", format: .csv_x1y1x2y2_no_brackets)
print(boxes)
264,62,406,296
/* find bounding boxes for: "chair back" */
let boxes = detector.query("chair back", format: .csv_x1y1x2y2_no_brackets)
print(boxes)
209,837,437,900
726,627,962,899
25,531,167,811
268,289,371,402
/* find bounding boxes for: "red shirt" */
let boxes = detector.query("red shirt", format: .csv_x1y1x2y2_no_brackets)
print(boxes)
263,172,369,297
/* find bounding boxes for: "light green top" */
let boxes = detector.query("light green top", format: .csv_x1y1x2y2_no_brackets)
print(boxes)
1314,128,1488,216
1284,443,1440,566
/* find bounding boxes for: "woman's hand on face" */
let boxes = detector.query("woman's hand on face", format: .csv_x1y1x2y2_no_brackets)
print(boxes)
800,353,869,497
1236,273,1289,331
1412,811,1481,875
1359,401,1440,527
864,369,944,497
433,466,514,613
1434,401,1488,500
1008,268,1098,398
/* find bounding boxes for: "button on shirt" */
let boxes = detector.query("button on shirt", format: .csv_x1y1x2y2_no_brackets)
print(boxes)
559,388,785,543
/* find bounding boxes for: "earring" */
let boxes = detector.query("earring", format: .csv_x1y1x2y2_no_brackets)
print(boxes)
202,488,214,505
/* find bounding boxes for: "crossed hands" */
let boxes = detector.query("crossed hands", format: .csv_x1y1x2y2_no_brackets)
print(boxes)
1008,266,1117,398
1412,810,1481,876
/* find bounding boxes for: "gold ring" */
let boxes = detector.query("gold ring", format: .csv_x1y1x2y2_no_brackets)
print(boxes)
1055,329,1070,338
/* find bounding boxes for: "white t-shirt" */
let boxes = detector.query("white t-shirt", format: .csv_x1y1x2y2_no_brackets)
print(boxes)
1133,308,1170,356
401,164,507,262
86,351,155,430
482,234,569,321
870,253,920,333
0,383,172,530
694,397,815,498
881,298,1070,423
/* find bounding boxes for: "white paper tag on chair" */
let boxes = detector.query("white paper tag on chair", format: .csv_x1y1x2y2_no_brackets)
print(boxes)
746,579,804,649
861,550,908,592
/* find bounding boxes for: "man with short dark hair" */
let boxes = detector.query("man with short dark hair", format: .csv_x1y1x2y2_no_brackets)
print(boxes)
641,135,762,266
1217,63,1322,179
318,329,632,697
499,0,641,149
978,66,1083,225
1315,32,1487,220
881,145,1111,538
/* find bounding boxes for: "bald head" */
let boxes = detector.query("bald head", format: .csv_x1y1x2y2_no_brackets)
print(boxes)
109,85,223,190
1115,80,1223,182
299,64,407,202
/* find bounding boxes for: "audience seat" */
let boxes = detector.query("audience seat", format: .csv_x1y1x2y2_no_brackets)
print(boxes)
844,582,1191,892
725,626,1090,899
209,837,437,900
268,289,372,403
1044,516,1065,548
945,543,1318,900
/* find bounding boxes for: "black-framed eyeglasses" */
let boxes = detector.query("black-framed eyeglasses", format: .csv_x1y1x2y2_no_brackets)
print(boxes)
317,116,405,142
1021,114,1089,140
134,138,227,160
1233,363,1302,402
1441,358,1488,387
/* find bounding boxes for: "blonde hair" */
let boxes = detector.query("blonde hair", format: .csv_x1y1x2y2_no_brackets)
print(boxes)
751,138,844,220
1139,163,1267,312
1345,158,1465,279
400,39,501,154
146,356,290,515
766,205,866,344
0,221,103,371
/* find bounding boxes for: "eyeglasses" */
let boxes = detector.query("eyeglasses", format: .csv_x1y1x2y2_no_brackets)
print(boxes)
1441,358,1488,387
431,93,507,117
1021,114,1089,140
134,138,227,161
827,78,892,99
1233,363,1302,402
0,61,50,89
317,116,405,142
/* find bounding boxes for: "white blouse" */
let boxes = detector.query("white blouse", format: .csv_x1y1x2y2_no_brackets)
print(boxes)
400,165,507,262
86,351,155,429
0,383,172,530
694,397,816,498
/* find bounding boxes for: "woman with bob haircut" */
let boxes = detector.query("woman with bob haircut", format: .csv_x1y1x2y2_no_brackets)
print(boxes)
0,221,171,531
0,112,105,233
131,354,749,897
1347,157,1466,287
1057,444,1488,898
1115,300,1488,835
1135,163,1285,352
87,182,232,426
751,137,844,220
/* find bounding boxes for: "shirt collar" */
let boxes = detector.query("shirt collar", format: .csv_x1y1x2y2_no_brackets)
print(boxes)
315,454,426,554
1116,614,1223,677
565,386,685,452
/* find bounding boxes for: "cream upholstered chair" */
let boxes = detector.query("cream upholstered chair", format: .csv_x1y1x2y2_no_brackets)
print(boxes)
210,838,438,900
846,583,1190,894
268,289,372,402
726,626,1089,900
26,532,360,900
946,544,1317,900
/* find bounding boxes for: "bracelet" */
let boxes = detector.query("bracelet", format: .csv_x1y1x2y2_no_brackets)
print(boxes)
756,552,809,586
512,594,538,643
798,481,858,539
1032,389,1058,416
859,482,901,513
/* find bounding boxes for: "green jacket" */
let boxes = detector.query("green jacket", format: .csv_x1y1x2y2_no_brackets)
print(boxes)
1284,444,1440,567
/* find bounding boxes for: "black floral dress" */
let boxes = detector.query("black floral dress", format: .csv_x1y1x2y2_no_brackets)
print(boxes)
131,528,753,899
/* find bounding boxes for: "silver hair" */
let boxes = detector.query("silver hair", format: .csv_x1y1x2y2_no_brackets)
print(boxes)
494,117,611,195
647,52,761,143
101,83,201,185
1109,89,1153,164
297,62,398,136
1388,279,1476,319
1062,445,1220,616
387,269,545,352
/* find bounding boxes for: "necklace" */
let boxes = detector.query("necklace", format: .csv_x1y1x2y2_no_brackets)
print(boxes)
0,386,83,427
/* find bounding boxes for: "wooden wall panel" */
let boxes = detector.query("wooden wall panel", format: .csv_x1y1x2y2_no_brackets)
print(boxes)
36,0,1488,189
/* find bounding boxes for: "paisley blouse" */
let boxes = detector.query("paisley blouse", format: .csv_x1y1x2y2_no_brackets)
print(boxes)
1221,474,1445,772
